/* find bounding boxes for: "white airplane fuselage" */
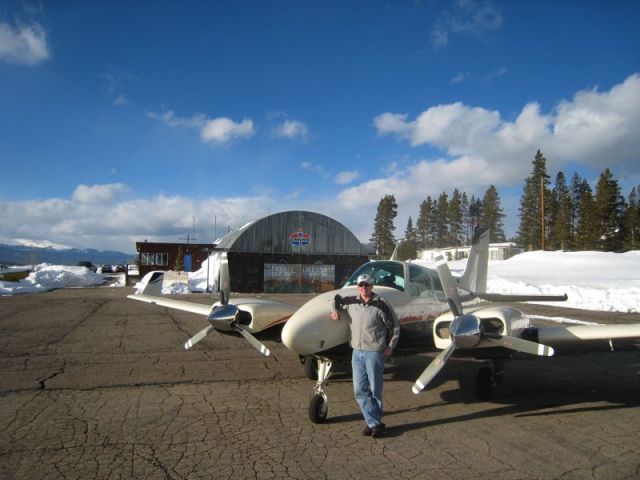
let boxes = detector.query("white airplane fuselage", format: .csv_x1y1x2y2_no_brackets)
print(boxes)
281,284,449,356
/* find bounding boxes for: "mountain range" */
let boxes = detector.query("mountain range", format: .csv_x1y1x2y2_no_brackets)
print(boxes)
0,243,136,266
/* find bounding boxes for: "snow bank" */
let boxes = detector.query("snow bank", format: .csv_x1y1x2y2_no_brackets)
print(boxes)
0,264,106,295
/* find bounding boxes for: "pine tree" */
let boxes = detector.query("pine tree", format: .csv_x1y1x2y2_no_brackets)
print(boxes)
174,247,184,272
398,216,418,260
468,195,482,241
434,192,449,247
575,185,598,250
416,197,433,249
370,194,398,256
448,189,464,246
571,173,590,242
427,196,440,248
518,150,551,250
461,192,471,243
624,186,640,250
594,168,625,251
549,171,574,250
480,185,506,242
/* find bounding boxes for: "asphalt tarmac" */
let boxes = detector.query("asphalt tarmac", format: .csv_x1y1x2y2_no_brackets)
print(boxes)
1,288,639,479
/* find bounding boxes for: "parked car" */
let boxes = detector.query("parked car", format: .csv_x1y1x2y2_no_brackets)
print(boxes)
77,261,96,272
127,264,139,276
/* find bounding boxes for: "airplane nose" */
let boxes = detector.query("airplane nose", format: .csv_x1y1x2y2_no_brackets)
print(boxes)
281,321,298,352
280,292,350,355
281,311,326,355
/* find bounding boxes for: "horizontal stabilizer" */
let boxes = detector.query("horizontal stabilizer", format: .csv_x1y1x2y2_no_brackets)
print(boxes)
477,293,568,303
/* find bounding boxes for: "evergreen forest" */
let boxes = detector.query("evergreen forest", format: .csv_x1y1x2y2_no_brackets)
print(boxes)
369,150,639,259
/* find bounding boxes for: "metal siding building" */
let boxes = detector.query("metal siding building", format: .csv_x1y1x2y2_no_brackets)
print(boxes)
216,211,371,293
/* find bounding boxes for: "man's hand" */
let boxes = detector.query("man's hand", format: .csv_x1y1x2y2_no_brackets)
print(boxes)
384,346,393,357
329,311,340,321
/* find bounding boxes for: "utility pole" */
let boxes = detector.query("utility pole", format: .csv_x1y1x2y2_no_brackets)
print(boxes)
540,176,545,251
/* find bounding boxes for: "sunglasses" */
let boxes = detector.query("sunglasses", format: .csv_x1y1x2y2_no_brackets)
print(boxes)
358,283,371,287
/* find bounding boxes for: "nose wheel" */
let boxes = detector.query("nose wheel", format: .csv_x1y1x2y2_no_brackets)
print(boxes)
308,356,332,423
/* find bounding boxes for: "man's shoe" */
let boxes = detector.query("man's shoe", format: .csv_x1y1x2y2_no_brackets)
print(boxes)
371,423,386,438
362,426,372,436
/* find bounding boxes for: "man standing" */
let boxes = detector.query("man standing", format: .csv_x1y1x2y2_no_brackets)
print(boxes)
330,273,400,437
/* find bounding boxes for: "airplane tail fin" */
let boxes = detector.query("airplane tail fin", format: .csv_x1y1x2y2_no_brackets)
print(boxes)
457,229,568,303
134,271,165,296
458,228,489,294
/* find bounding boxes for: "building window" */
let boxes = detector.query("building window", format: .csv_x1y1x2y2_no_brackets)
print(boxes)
141,253,154,265
155,253,169,266
141,252,169,266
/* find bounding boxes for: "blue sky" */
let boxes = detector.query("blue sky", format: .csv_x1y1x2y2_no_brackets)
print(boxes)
1,1,639,253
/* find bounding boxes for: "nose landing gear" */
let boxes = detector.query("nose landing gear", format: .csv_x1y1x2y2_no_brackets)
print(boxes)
308,356,332,423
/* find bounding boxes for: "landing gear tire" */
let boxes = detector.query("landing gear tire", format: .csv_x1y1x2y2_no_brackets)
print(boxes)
476,366,495,400
303,355,318,380
308,393,328,424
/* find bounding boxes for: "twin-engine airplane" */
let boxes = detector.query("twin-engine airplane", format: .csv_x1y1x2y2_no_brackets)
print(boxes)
129,229,640,423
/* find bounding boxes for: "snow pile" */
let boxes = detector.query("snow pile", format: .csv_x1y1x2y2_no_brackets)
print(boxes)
415,249,640,313
0,264,105,295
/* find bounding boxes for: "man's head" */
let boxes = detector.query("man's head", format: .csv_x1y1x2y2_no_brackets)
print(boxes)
357,274,374,298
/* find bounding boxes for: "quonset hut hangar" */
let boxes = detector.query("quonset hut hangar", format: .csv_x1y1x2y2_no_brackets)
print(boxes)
212,210,371,293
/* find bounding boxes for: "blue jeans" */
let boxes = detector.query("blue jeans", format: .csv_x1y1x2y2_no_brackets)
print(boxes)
351,349,385,428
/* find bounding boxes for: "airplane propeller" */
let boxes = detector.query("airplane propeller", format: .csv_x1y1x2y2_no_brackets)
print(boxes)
184,253,271,356
412,255,554,394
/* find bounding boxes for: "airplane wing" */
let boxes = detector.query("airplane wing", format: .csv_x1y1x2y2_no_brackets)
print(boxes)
127,271,299,333
127,271,214,316
127,292,213,316
477,293,568,303
534,323,640,345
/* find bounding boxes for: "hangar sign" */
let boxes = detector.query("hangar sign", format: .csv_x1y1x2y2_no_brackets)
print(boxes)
288,227,311,247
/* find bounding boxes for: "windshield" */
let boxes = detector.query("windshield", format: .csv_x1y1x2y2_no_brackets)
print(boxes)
344,261,405,291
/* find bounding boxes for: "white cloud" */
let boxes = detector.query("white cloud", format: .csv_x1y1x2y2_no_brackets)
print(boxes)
0,21,49,65
300,161,330,179
451,72,471,84
0,185,274,252
201,117,255,145
147,110,207,129
375,73,640,182
114,94,130,106
273,119,309,141
334,171,360,185
72,183,128,204
148,109,254,145
431,0,503,48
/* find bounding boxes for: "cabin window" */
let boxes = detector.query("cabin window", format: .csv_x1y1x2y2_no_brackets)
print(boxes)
408,264,431,297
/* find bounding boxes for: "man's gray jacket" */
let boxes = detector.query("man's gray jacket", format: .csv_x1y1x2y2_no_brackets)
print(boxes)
332,292,400,352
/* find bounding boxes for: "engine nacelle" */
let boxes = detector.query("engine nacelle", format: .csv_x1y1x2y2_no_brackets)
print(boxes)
433,305,531,350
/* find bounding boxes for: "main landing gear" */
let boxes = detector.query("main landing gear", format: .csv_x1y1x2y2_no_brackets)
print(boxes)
475,359,504,400
308,356,332,423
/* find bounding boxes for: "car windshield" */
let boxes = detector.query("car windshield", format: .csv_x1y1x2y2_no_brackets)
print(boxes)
344,261,405,291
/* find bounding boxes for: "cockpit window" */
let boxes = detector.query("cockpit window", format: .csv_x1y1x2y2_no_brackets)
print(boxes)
344,261,405,291
408,263,446,300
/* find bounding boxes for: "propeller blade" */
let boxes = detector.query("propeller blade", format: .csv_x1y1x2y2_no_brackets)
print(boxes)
220,252,230,305
236,327,271,356
412,343,456,394
486,334,554,357
435,255,463,316
184,325,215,350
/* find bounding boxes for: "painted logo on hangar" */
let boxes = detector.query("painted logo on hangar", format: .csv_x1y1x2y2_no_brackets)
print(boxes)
289,227,311,247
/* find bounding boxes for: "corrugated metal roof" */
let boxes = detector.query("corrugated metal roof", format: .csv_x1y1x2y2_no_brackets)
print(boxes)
216,211,368,255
